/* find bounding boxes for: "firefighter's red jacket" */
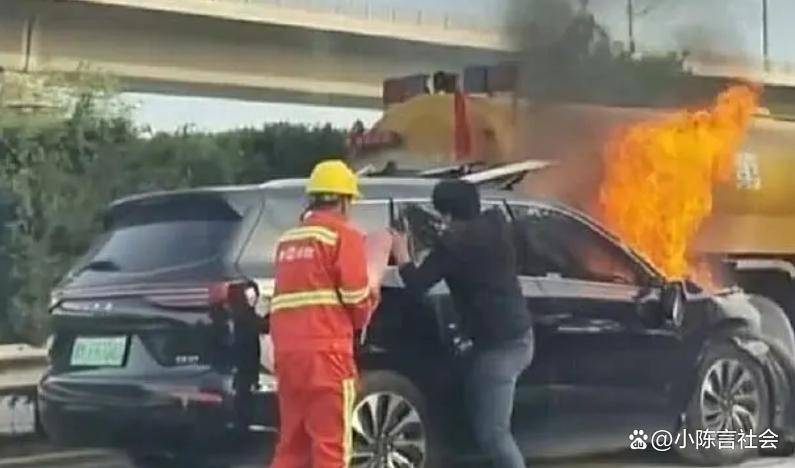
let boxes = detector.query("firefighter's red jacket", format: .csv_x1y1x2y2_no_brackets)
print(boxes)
270,210,377,359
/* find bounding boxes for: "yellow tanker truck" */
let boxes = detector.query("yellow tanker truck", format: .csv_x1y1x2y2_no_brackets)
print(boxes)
348,69,795,319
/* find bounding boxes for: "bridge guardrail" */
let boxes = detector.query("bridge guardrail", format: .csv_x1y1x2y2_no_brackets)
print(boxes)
217,0,497,33
0,344,46,436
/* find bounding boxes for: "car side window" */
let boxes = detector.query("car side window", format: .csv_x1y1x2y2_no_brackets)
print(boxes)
395,201,442,264
396,199,507,263
511,206,646,286
350,201,390,235
238,193,304,278
237,196,389,278
482,200,509,217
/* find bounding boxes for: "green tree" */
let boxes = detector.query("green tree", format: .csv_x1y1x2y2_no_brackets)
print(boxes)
0,73,136,343
0,72,347,344
223,123,346,183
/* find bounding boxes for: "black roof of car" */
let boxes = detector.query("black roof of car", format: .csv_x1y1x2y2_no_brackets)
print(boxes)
108,177,594,224
106,176,662,279
107,177,587,228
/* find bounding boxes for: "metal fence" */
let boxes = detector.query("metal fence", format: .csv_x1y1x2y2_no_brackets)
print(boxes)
0,344,46,436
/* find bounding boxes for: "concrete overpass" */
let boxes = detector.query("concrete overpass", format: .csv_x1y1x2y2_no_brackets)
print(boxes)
0,0,511,109
2,0,795,110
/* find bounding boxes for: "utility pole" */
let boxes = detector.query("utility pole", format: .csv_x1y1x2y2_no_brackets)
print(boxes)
762,0,770,72
627,0,636,54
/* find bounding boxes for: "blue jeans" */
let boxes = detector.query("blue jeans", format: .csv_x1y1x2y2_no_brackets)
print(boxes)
466,330,534,468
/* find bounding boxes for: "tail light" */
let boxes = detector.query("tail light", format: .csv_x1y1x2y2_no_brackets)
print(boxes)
145,384,224,405
209,281,259,311
143,281,259,311
58,280,266,313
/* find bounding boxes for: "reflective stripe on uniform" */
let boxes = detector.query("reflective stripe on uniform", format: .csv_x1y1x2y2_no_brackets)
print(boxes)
338,287,369,305
343,378,356,467
278,226,338,246
270,290,341,312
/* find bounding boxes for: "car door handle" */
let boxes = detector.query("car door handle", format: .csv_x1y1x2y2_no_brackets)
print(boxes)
534,313,573,325
557,320,624,334
556,326,603,334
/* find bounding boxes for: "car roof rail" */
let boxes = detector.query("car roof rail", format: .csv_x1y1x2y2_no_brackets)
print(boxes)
356,161,485,178
461,160,555,190
356,159,555,190
418,161,487,178
356,164,379,177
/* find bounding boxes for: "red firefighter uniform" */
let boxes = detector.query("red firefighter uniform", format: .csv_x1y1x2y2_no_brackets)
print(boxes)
270,209,377,468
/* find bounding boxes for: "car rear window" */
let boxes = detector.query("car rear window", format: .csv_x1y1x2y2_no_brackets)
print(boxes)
77,197,242,274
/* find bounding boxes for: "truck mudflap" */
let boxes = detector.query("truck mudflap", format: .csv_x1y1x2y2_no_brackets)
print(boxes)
731,336,795,441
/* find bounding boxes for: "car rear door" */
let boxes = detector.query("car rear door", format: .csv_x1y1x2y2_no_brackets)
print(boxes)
509,204,684,452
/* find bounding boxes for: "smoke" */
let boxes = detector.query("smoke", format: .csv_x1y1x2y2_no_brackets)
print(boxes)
501,0,748,211
505,0,576,48
666,0,759,72
674,23,752,69
504,0,633,208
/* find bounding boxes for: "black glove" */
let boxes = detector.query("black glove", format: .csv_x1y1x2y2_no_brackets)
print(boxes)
402,204,446,248
446,322,474,360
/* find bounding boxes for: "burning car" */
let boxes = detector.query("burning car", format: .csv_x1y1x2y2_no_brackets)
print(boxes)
38,165,795,467
352,67,795,337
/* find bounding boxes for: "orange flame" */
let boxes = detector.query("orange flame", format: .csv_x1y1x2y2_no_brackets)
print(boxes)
598,85,759,281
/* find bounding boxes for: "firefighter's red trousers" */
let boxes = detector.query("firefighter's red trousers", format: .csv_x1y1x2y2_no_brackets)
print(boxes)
271,352,356,468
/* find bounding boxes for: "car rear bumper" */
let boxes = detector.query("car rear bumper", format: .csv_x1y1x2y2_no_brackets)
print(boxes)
38,371,278,449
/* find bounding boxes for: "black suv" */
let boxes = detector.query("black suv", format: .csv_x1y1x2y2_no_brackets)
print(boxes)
40,177,795,467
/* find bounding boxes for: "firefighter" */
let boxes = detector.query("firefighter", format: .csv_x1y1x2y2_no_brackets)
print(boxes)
269,159,379,468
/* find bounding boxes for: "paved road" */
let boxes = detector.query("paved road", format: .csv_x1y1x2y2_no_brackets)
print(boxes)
0,449,790,468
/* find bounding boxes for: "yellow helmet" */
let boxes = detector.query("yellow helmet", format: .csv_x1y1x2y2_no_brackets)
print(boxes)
306,159,360,197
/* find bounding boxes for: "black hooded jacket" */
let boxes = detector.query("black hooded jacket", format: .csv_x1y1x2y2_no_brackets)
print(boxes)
399,209,532,349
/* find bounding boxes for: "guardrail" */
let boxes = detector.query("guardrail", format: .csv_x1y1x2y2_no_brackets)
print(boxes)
75,0,510,51
0,344,47,436
215,0,499,33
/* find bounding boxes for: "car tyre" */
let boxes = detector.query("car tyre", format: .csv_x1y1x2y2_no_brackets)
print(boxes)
760,440,795,458
676,342,771,466
352,370,443,468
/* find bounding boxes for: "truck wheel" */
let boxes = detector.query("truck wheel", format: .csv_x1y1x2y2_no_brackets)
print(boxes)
676,343,771,466
352,370,443,468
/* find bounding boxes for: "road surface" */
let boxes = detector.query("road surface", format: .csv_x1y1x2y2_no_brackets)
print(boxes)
0,449,790,468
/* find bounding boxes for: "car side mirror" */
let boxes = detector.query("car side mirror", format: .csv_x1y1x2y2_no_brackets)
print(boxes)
661,281,685,327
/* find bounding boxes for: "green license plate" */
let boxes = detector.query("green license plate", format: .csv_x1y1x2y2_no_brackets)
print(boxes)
70,336,128,367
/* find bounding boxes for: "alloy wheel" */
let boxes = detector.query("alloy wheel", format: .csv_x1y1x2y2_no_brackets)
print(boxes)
699,358,761,434
351,392,427,468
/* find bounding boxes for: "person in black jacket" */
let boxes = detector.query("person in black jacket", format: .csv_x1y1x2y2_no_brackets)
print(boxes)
229,282,268,430
391,180,534,468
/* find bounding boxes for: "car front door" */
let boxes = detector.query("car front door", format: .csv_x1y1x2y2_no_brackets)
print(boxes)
394,198,551,452
510,204,684,453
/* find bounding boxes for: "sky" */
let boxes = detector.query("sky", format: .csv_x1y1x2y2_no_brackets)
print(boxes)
124,92,382,133
128,0,795,133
